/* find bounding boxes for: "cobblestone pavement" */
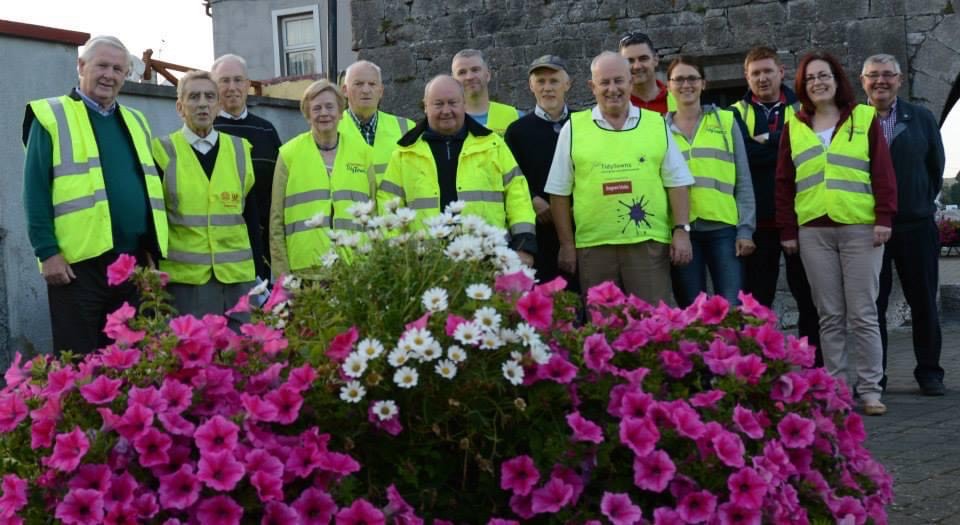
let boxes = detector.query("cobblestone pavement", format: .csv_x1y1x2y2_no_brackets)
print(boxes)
861,320,960,524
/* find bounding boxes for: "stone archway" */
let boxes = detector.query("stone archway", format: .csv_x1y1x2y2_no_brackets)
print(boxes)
910,11,959,118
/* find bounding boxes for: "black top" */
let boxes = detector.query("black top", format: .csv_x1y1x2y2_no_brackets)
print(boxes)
503,111,569,199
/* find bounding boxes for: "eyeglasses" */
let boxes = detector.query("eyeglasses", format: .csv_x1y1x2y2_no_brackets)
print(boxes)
669,76,702,85
862,72,899,80
804,72,834,84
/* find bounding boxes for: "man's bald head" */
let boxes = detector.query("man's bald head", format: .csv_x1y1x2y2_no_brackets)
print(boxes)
423,75,466,136
588,51,632,118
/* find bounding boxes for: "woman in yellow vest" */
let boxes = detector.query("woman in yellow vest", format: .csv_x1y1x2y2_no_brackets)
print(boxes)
269,80,375,279
775,51,898,416
664,57,756,308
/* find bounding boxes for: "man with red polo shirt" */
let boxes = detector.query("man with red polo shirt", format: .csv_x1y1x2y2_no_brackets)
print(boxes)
618,31,675,114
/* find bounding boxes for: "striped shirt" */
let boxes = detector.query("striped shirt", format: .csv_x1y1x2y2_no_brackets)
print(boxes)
878,99,897,145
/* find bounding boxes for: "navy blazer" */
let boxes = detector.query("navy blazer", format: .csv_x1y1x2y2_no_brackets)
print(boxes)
887,98,945,227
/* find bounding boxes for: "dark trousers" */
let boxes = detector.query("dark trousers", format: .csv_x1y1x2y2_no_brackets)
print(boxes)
47,251,140,355
534,221,579,294
743,229,822,364
877,218,943,385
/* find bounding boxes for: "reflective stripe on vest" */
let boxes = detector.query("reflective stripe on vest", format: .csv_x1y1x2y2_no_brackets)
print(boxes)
154,131,254,284
730,100,799,136
672,108,739,225
279,131,374,271
789,104,876,225
570,108,670,248
27,96,167,263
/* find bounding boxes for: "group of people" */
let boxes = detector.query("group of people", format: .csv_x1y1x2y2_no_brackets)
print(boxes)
23,32,945,417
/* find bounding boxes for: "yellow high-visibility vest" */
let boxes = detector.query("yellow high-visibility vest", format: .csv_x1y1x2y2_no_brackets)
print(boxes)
485,101,520,136
729,99,799,136
338,110,413,186
788,104,876,225
152,130,255,285
671,108,738,225
26,96,167,263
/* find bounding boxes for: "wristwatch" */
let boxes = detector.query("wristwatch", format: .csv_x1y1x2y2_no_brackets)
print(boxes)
672,224,691,233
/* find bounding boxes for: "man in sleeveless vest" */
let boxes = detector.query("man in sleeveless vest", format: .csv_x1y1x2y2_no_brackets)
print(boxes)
731,46,821,363
451,49,521,136
545,52,694,304
22,35,167,355
618,31,676,115
378,75,536,265
338,60,414,187
861,54,946,396
152,71,258,325
211,54,281,280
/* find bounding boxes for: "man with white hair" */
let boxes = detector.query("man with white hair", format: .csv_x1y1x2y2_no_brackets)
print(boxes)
860,53,946,396
338,60,414,184
545,51,693,303
22,35,167,354
212,54,280,279
451,49,521,135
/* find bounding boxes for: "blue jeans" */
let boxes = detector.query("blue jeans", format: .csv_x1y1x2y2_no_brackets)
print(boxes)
671,226,742,307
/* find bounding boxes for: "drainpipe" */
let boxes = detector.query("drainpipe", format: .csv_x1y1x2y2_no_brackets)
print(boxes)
328,0,338,80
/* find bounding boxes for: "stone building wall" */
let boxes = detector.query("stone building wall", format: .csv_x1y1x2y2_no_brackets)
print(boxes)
350,0,960,120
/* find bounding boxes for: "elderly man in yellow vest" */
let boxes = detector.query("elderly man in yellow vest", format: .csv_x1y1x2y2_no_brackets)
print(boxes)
152,70,258,323
338,60,413,186
22,35,167,354
452,49,521,136
545,51,694,304
378,75,536,265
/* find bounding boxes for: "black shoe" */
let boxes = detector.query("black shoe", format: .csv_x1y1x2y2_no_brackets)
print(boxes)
919,380,946,396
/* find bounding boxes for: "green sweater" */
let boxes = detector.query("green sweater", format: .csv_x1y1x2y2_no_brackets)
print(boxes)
24,103,150,260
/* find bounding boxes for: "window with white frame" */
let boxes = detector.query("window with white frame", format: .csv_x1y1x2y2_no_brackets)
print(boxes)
272,6,322,77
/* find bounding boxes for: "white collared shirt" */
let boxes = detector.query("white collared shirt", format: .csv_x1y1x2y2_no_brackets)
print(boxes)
544,104,693,196
181,125,219,154
218,108,249,120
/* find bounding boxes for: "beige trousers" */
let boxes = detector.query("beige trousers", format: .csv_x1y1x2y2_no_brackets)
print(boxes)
577,241,673,305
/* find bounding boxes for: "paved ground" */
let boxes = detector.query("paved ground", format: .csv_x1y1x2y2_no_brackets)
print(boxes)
858,256,960,524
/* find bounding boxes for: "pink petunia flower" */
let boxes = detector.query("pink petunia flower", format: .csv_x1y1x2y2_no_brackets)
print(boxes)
225,292,251,315
536,354,578,384
509,492,535,519
488,520,520,525
114,404,154,441
292,487,337,525
194,415,239,453
677,490,717,523
778,413,816,449
601,492,643,525
717,502,762,525
531,477,574,514
286,444,323,478
696,294,729,324
3,353,29,390
30,416,57,449
669,403,706,440
264,386,303,425
326,326,358,362
0,393,29,433
335,498,385,525
0,474,28,517
240,393,279,423
262,501,300,525
785,335,816,367
67,464,110,493
261,279,289,311
727,467,768,510
134,427,172,467
100,346,141,370
566,411,604,444
652,506,684,525
500,455,540,496
106,253,137,286
712,431,746,468
516,290,553,330
660,350,694,379
158,379,192,414
583,333,614,372
43,366,79,397
586,281,626,307
734,354,767,384
619,417,660,457
45,427,90,472
55,488,105,525
317,451,360,477
287,364,319,392
196,495,243,525
172,338,215,369
240,322,288,356
102,302,145,345
250,470,284,502
158,464,200,510
733,405,766,439
134,491,159,519
632,449,676,492
771,372,811,404
385,484,420,522
103,503,138,525
197,449,245,491
103,472,137,512
494,270,535,294
367,403,403,436
157,413,196,437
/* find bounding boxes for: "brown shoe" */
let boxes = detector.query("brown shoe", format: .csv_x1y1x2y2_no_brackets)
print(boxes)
862,400,887,416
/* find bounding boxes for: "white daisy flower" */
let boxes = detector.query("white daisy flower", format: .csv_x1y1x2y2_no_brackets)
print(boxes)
474,306,502,333
348,200,375,218
357,338,385,360
444,238,468,261
342,353,368,378
357,242,373,254
304,212,326,228
421,287,449,312
339,381,366,403
510,351,523,361
499,327,520,344
337,233,361,248
435,359,457,379
453,321,482,346
479,332,504,351
367,215,387,230
445,200,467,214
530,342,552,365
382,214,402,231
417,340,443,362
447,345,467,363
320,250,339,268
387,347,410,367
384,198,401,212
388,233,411,246
428,224,454,239
327,229,344,243
248,279,269,296
281,275,302,290
372,400,398,421
403,327,434,353
514,323,539,347
465,283,492,300
460,215,487,234
502,361,524,386
395,208,417,225
393,366,419,389
423,214,447,229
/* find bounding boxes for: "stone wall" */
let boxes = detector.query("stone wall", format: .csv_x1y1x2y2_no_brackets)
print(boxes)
350,0,960,120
